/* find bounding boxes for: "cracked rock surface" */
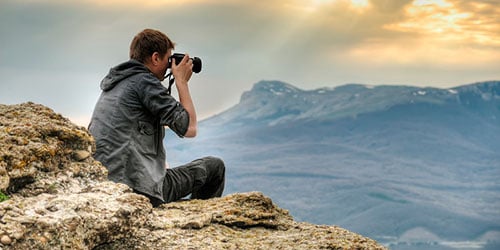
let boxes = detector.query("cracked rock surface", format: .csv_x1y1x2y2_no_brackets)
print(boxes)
0,103,386,249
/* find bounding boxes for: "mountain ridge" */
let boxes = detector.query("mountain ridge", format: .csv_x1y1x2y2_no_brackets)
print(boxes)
165,80,500,249
204,80,499,128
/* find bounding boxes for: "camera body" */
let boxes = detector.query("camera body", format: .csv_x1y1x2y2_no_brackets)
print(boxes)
169,53,202,73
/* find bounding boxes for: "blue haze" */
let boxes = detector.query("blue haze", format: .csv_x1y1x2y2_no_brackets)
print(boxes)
165,80,500,249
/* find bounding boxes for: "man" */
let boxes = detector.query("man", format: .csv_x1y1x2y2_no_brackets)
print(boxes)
89,29,225,206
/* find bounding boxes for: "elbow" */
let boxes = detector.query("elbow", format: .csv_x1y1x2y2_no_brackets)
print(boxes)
184,125,197,138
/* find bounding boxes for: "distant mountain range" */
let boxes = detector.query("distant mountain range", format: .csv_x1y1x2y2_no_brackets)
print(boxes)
165,80,500,249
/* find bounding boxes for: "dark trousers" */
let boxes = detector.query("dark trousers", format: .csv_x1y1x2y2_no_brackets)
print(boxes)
146,156,225,207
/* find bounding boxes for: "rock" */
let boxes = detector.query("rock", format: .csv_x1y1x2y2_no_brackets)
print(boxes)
0,103,387,249
0,166,8,190
73,150,90,161
12,233,23,240
1,235,12,245
0,102,104,197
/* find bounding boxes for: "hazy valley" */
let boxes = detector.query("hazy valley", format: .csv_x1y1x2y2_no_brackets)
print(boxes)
165,80,500,249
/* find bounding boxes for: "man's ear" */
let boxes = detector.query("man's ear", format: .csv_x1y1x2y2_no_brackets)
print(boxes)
151,52,160,66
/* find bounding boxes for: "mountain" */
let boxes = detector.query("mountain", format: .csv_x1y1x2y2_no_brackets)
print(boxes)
165,80,500,249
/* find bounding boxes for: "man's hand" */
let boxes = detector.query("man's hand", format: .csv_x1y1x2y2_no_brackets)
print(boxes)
171,54,193,85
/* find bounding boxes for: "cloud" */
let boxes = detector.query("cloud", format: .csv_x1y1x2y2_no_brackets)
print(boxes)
341,0,500,68
0,0,499,125
3,0,496,72
385,0,500,47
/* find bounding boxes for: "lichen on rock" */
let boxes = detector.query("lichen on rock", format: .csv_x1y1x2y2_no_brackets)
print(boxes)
0,102,105,197
0,102,387,249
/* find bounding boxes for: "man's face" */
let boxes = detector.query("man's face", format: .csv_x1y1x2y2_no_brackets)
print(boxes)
158,49,172,80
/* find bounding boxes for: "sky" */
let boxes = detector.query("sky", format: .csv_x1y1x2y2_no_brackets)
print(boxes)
1,0,499,126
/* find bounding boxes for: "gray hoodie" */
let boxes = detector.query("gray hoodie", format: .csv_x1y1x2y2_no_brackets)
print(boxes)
89,59,189,201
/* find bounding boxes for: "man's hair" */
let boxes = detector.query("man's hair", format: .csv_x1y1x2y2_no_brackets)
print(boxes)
129,29,175,63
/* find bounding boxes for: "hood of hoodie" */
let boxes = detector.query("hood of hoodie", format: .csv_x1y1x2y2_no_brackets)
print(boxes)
100,59,152,91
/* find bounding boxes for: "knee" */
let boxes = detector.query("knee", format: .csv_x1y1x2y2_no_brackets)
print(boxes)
203,156,225,174
205,156,224,167
189,166,207,186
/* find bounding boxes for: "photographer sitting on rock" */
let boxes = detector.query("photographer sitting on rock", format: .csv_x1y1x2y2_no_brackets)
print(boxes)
88,28,225,207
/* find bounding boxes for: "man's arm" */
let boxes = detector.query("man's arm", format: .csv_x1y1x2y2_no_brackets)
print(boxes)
172,54,197,137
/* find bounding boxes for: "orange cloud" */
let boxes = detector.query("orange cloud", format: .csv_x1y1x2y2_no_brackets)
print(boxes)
385,0,500,46
346,0,500,66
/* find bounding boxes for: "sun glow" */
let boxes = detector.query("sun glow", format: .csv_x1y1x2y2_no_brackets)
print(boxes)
310,0,370,9
347,0,500,66
412,0,451,7
350,0,369,8
384,0,500,46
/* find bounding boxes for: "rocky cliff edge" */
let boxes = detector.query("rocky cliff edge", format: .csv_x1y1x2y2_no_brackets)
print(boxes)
0,102,386,249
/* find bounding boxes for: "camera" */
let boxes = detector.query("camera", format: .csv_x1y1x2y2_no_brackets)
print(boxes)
169,53,202,73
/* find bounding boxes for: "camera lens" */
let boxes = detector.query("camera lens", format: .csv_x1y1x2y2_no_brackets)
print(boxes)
192,57,202,73
169,53,202,73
